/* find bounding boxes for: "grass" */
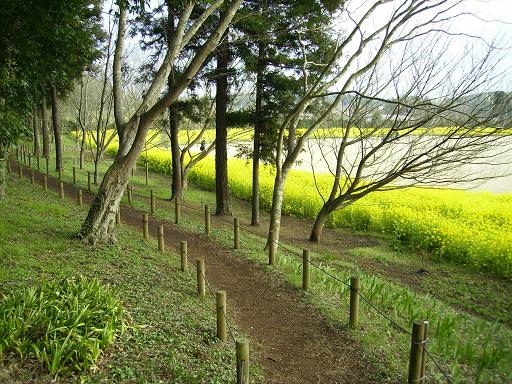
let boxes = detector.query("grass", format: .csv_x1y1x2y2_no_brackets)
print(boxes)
20,136,512,382
0,172,256,383
117,171,512,383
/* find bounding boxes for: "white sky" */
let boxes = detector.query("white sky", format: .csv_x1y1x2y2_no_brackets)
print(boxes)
109,0,512,92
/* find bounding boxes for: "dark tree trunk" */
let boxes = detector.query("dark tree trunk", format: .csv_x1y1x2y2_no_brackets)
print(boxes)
41,99,50,160
50,85,62,171
169,103,182,199
33,110,41,156
251,41,266,226
166,2,182,200
215,28,231,215
309,199,340,243
79,127,85,169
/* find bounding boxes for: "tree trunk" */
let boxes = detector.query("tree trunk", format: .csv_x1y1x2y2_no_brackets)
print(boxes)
215,28,231,215
33,111,41,156
309,203,332,243
41,99,50,160
0,145,6,203
79,127,85,169
169,104,182,199
94,159,99,184
78,156,133,244
50,85,62,171
266,170,286,254
251,41,265,226
166,1,183,201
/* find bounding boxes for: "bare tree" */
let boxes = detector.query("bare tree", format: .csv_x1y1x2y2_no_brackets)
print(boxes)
265,0,511,254
78,0,243,244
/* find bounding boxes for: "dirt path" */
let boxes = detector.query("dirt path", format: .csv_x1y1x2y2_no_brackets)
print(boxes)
15,162,383,383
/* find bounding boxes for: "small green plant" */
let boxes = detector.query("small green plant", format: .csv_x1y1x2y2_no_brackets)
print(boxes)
0,276,127,375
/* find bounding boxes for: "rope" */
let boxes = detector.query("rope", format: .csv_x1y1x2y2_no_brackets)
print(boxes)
423,346,454,384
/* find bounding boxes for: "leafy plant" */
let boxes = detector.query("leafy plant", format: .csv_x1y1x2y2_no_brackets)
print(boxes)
0,276,127,375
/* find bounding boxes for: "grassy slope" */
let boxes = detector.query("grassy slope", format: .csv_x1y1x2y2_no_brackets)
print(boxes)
31,138,512,382
0,173,253,383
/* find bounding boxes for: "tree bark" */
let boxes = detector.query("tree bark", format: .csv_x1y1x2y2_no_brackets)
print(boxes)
33,110,41,156
266,169,286,254
79,126,85,169
215,28,231,215
251,41,265,226
167,2,182,200
50,85,62,171
41,99,50,160
169,103,182,199
309,203,335,243
78,151,135,244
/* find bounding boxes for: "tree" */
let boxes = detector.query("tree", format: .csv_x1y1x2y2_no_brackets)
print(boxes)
265,0,511,254
78,0,244,244
215,25,231,215
0,0,101,200
235,0,342,225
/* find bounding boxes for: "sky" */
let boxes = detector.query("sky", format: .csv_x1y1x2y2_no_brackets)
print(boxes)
106,0,512,93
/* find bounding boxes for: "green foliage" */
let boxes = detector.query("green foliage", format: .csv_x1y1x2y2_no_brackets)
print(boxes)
0,276,126,375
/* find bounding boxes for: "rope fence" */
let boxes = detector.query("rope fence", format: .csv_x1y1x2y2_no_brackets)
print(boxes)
11,145,454,384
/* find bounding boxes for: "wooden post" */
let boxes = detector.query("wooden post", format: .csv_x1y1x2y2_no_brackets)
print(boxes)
72,166,76,185
77,189,83,206
87,171,91,192
234,218,240,249
420,321,429,383
116,210,121,225
204,204,211,235
43,175,48,191
150,189,155,214
127,183,132,204
18,164,23,178
175,197,180,224
216,290,227,342
180,240,188,272
46,157,49,175
142,213,149,240
36,155,40,170
408,321,425,384
30,169,35,184
302,249,310,291
197,258,205,297
349,276,360,328
236,339,249,384
158,224,164,252
59,181,64,198
28,153,31,169
145,160,148,186
269,231,275,266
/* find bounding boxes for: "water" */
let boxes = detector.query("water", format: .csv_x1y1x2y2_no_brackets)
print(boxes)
219,136,512,193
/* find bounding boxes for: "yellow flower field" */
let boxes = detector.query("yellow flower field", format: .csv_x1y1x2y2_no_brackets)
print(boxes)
104,141,512,278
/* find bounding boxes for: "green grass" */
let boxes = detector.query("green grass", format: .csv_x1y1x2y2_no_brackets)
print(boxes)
101,171,512,383
0,173,256,383
20,136,512,382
